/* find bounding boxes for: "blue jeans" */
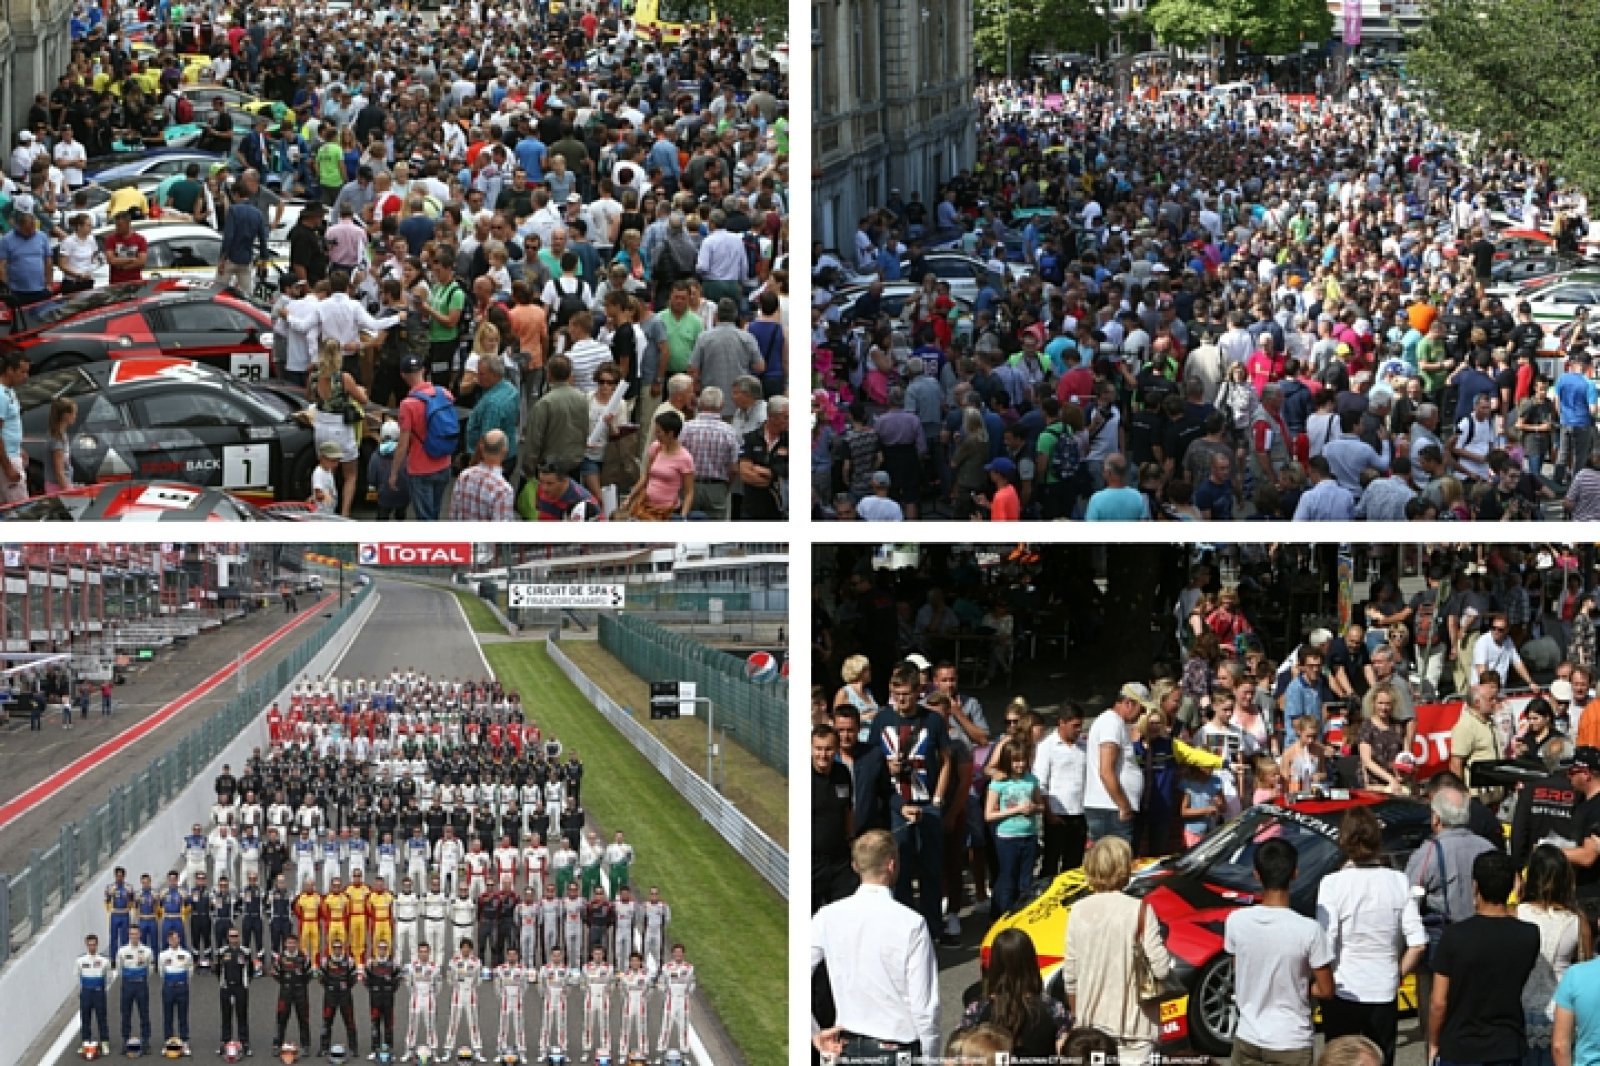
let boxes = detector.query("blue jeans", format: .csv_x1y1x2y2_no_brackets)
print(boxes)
408,467,450,521
1086,807,1134,846
993,833,1038,917
890,806,944,937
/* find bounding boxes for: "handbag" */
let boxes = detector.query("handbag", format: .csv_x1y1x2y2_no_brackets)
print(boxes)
1132,900,1177,1002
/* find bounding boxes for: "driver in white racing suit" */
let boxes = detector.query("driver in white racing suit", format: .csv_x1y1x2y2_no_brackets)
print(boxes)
581,946,614,1057
536,947,577,1058
492,946,528,1056
617,953,653,1061
657,945,695,1058
443,939,484,1059
402,942,440,1060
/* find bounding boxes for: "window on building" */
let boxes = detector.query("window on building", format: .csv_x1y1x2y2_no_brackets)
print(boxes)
852,2,864,99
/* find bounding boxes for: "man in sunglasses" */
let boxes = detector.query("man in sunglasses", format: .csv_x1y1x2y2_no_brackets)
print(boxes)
1470,612,1540,693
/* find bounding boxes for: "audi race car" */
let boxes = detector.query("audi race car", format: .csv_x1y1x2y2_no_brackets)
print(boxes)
0,481,310,521
88,221,289,289
980,792,1433,1055
0,279,273,379
17,358,317,501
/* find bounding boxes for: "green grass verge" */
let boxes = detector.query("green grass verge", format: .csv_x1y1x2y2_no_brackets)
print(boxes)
491,643,786,1066
451,588,506,635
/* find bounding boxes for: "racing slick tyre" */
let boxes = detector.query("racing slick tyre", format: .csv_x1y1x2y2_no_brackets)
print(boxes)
1188,953,1237,1057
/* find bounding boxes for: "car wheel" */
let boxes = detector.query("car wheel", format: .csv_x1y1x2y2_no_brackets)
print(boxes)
286,447,316,503
1188,954,1237,1057
35,352,89,374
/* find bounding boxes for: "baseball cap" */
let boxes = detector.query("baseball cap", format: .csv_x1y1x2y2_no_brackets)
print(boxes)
17,130,32,142
1572,746,1600,773
566,192,583,204
380,420,400,442
399,354,426,374
1118,682,1158,711
1308,628,1334,647
318,441,343,459
985,457,1017,478
870,470,891,488
1552,679,1576,704
903,653,932,671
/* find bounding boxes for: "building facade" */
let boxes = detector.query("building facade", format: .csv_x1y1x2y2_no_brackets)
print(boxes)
813,0,978,254
2,0,74,151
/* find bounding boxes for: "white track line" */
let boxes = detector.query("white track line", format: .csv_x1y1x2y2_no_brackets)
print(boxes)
326,591,381,676
452,592,496,680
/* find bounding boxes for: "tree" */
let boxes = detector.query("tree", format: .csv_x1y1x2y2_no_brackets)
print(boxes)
1145,0,1330,62
974,0,1112,75
1409,0,1600,198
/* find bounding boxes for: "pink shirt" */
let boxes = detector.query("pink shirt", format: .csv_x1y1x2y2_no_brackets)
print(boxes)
325,220,367,267
644,441,695,509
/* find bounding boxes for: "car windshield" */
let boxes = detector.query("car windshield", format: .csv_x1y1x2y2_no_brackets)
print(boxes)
21,285,145,329
15,366,98,408
1172,805,1341,896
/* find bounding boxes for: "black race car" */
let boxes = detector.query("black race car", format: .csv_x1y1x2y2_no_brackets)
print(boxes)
0,278,273,378
18,358,317,501
0,481,309,521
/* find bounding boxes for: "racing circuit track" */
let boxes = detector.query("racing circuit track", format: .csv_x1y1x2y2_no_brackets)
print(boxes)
25,578,734,1065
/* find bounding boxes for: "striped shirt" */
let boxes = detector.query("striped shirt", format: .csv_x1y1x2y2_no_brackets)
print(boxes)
565,339,611,394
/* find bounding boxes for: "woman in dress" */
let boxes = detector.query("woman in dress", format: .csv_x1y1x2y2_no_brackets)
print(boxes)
307,338,369,519
1356,684,1408,791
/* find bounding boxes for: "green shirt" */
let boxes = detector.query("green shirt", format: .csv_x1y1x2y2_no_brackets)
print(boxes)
316,141,345,190
428,280,465,343
1036,423,1067,485
662,308,703,375
1416,336,1447,394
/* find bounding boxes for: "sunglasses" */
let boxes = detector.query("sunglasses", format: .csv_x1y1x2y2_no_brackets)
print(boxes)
597,378,618,385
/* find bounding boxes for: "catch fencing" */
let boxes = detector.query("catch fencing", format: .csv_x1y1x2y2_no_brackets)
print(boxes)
546,637,788,898
599,613,787,775
0,586,371,968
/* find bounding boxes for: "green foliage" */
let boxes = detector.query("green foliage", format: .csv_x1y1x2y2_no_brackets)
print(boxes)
974,0,1112,73
1409,0,1600,198
715,0,787,36
1145,0,1331,55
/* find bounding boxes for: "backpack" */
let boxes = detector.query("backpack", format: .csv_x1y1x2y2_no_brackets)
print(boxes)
1048,427,1085,483
413,385,460,459
553,276,586,330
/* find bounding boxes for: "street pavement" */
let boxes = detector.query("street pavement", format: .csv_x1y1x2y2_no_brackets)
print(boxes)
27,578,734,1065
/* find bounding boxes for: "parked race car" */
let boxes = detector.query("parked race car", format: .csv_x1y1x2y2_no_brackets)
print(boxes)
0,481,312,521
0,278,273,378
16,358,319,501
980,792,1434,1055
87,220,288,289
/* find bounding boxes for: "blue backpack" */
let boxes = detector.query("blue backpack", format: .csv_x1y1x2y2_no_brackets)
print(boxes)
414,385,460,459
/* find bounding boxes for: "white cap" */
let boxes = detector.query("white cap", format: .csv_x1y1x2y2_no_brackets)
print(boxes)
18,130,32,142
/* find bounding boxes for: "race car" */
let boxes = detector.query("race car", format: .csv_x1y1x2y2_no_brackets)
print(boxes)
0,278,273,379
88,148,222,184
16,358,318,501
0,480,307,521
980,792,1434,1055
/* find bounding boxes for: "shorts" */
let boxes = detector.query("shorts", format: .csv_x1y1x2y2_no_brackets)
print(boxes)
579,457,602,478
313,410,360,462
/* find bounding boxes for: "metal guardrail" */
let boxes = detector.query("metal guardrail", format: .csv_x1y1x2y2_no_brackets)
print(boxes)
599,614,788,775
0,586,371,969
545,637,788,899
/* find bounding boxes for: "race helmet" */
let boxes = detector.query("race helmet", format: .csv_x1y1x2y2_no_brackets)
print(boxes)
458,1049,477,1062
278,1044,300,1064
496,1053,523,1066
374,1048,395,1065
222,1042,244,1063
594,1054,613,1066
663,1053,685,1065
328,1046,348,1066
545,1054,568,1066
414,1049,433,1066
80,1042,102,1061
163,1038,184,1060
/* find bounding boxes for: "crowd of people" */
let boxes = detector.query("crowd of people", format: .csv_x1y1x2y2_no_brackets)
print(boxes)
811,65,1600,522
810,544,1600,1063
2,0,789,520
79,672,694,1063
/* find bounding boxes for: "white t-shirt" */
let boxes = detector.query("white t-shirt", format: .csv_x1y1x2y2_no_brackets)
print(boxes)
1224,905,1332,1051
1082,710,1142,813
1315,865,1426,1004
58,233,100,279
54,140,87,187
311,465,338,514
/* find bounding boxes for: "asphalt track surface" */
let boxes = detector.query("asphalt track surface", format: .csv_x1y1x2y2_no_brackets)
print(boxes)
0,595,339,878
30,578,727,1065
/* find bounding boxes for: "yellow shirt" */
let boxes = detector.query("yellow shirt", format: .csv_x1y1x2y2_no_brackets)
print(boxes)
108,187,149,217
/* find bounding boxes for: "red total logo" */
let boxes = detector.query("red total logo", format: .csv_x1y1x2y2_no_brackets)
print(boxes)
358,543,473,566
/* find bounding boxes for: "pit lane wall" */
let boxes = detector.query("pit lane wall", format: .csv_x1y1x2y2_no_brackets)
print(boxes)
0,585,380,1066
544,636,789,898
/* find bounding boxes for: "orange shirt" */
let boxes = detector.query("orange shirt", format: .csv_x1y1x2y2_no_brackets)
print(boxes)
344,883,372,919
1407,301,1438,337
321,891,350,925
1577,698,1600,749
507,304,549,368
293,892,321,924
990,483,1020,521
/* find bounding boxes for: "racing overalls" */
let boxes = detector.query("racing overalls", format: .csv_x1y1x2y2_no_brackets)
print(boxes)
444,953,483,1050
586,898,615,961
493,962,528,1053
273,941,313,1043
477,889,503,969
581,960,614,1054
423,891,450,963
364,953,400,1051
561,896,586,965
344,881,371,962
158,886,187,951
657,961,695,1054
613,898,637,963
293,890,322,963
211,886,237,950
392,891,420,965
404,959,440,1053
537,963,575,1054
516,897,541,970
159,945,194,1044
186,885,214,966
618,966,653,1058
116,942,155,1049
267,887,294,958
135,887,160,947
181,834,207,890
238,885,266,963
319,950,360,1055
77,950,112,1048
216,942,252,1048
641,900,671,974
105,879,134,956
538,894,562,967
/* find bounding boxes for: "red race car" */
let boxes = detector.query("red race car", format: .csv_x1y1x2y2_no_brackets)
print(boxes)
0,279,273,380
